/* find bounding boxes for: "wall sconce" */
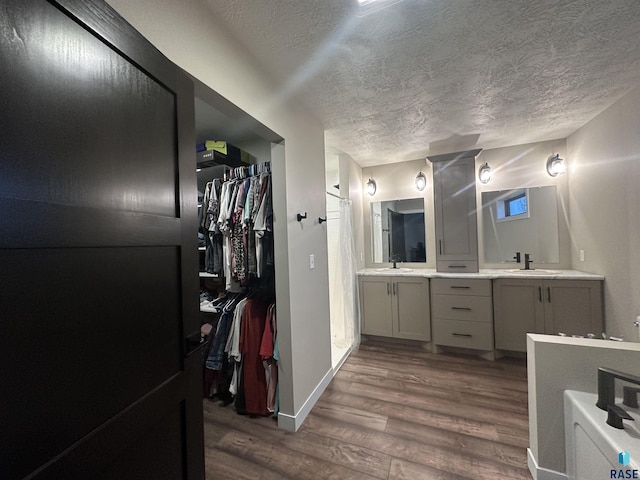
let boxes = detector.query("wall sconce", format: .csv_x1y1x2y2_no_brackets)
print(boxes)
546,154,565,177
478,162,492,184
366,178,377,196
415,171,426,191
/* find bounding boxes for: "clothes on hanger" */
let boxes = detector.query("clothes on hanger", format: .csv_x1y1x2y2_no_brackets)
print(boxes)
201,291,277,417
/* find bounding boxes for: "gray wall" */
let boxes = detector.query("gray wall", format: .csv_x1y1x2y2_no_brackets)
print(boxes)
567,84,640,341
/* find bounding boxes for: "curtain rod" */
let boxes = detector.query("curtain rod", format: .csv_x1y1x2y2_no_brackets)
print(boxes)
326,191,348,200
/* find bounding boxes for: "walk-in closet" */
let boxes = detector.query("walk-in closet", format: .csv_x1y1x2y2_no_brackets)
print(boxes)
191,79,286,423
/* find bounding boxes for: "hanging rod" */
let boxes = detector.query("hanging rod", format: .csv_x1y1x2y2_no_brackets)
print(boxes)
326,191,348,200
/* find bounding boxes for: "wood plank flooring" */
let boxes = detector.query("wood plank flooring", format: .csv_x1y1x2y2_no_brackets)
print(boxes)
203,339,533,479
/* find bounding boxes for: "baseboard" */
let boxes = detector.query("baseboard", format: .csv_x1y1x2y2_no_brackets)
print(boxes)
332,346,353,374
528,448,567,480
277,367,333,432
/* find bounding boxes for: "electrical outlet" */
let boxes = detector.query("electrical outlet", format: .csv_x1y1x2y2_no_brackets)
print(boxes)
580,249,585,262
309,254,315,269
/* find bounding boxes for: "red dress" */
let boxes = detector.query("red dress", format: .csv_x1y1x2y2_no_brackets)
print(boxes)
239,298,268,415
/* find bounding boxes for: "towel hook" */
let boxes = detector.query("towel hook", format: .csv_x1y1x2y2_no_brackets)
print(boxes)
318,217,327,224
296,212,307,222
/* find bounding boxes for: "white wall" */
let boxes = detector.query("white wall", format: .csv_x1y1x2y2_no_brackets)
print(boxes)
567,84,640,341
106,0,332,428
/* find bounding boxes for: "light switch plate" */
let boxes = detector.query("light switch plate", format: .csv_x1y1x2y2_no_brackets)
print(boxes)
580,249,585,262
309,254,315,269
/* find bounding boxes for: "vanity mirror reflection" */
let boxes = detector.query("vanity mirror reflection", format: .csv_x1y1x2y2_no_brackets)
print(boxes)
481,185,559,263
371,198,426,263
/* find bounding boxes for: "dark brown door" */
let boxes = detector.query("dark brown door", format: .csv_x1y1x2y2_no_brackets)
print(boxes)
0,1,204,478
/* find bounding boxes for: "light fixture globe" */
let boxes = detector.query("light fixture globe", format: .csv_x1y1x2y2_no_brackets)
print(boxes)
478,162,492,184
366,178,377,196
415,171,426,191
546,154,565,177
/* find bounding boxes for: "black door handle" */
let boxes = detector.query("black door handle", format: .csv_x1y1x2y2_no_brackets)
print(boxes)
185,331,205,357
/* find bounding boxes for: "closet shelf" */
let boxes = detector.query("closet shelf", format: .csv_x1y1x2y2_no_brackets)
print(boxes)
199,272,219,278
196,143,252,169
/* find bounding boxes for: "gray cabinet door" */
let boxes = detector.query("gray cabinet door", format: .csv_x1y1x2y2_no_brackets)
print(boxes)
493,279,545,351
543,280,604,336
360,276,394,336
494,279,604,351
430,151,480,272
393,277,431,341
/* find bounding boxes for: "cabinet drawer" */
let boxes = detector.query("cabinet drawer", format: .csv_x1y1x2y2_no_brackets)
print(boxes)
436,260,479,273
431,278,491,296
431,294,492,323
432,319,493,350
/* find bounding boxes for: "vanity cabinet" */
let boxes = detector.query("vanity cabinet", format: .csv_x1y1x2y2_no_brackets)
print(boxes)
431,278,493,351
358,275,431,341
429,149,481,273
493,279,604,352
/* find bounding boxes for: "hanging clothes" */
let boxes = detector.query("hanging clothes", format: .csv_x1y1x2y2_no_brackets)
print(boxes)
238,298,270,416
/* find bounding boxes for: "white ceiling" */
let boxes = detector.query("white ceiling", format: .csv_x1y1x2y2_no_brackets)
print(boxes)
203,0,640,167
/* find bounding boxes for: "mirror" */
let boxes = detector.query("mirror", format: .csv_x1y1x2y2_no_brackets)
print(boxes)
481,185,559,263
371,198,426,263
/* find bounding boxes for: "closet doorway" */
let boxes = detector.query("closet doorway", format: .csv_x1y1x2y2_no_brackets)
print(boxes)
326,192,360,371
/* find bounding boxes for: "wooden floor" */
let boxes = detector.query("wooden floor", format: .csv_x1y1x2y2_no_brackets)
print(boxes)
203,339,533,479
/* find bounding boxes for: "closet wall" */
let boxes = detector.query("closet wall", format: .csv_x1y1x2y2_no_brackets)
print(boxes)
107,0,333,430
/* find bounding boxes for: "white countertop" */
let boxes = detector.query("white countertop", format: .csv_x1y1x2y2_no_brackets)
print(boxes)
358,267,604,280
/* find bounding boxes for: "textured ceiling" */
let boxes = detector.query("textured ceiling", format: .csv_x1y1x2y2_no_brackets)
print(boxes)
203,0,640,167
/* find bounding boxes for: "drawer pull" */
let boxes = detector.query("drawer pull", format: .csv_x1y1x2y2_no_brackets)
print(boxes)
448,265,468,269
450,286,471,289
451,307,472,311
452,333,472,337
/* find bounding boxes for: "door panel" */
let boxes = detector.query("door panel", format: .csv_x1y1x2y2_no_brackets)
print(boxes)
360,276,393,337
493,279,544,351
394,277,430,341
544,280,604,336
0,0,178,217
0,1,203,478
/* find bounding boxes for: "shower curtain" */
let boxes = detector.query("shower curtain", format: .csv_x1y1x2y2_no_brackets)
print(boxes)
328,198,360,350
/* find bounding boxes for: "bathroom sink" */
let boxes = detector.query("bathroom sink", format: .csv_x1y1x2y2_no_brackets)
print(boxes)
374,267,413,273
503,269,555,275
565,390,640,480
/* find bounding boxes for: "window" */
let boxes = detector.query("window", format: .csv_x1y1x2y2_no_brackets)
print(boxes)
496,188,530,222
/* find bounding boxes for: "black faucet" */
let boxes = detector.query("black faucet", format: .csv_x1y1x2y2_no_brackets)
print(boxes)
513,251,521,263
523,253,533,270
389,253,398,269
597,367,640,409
